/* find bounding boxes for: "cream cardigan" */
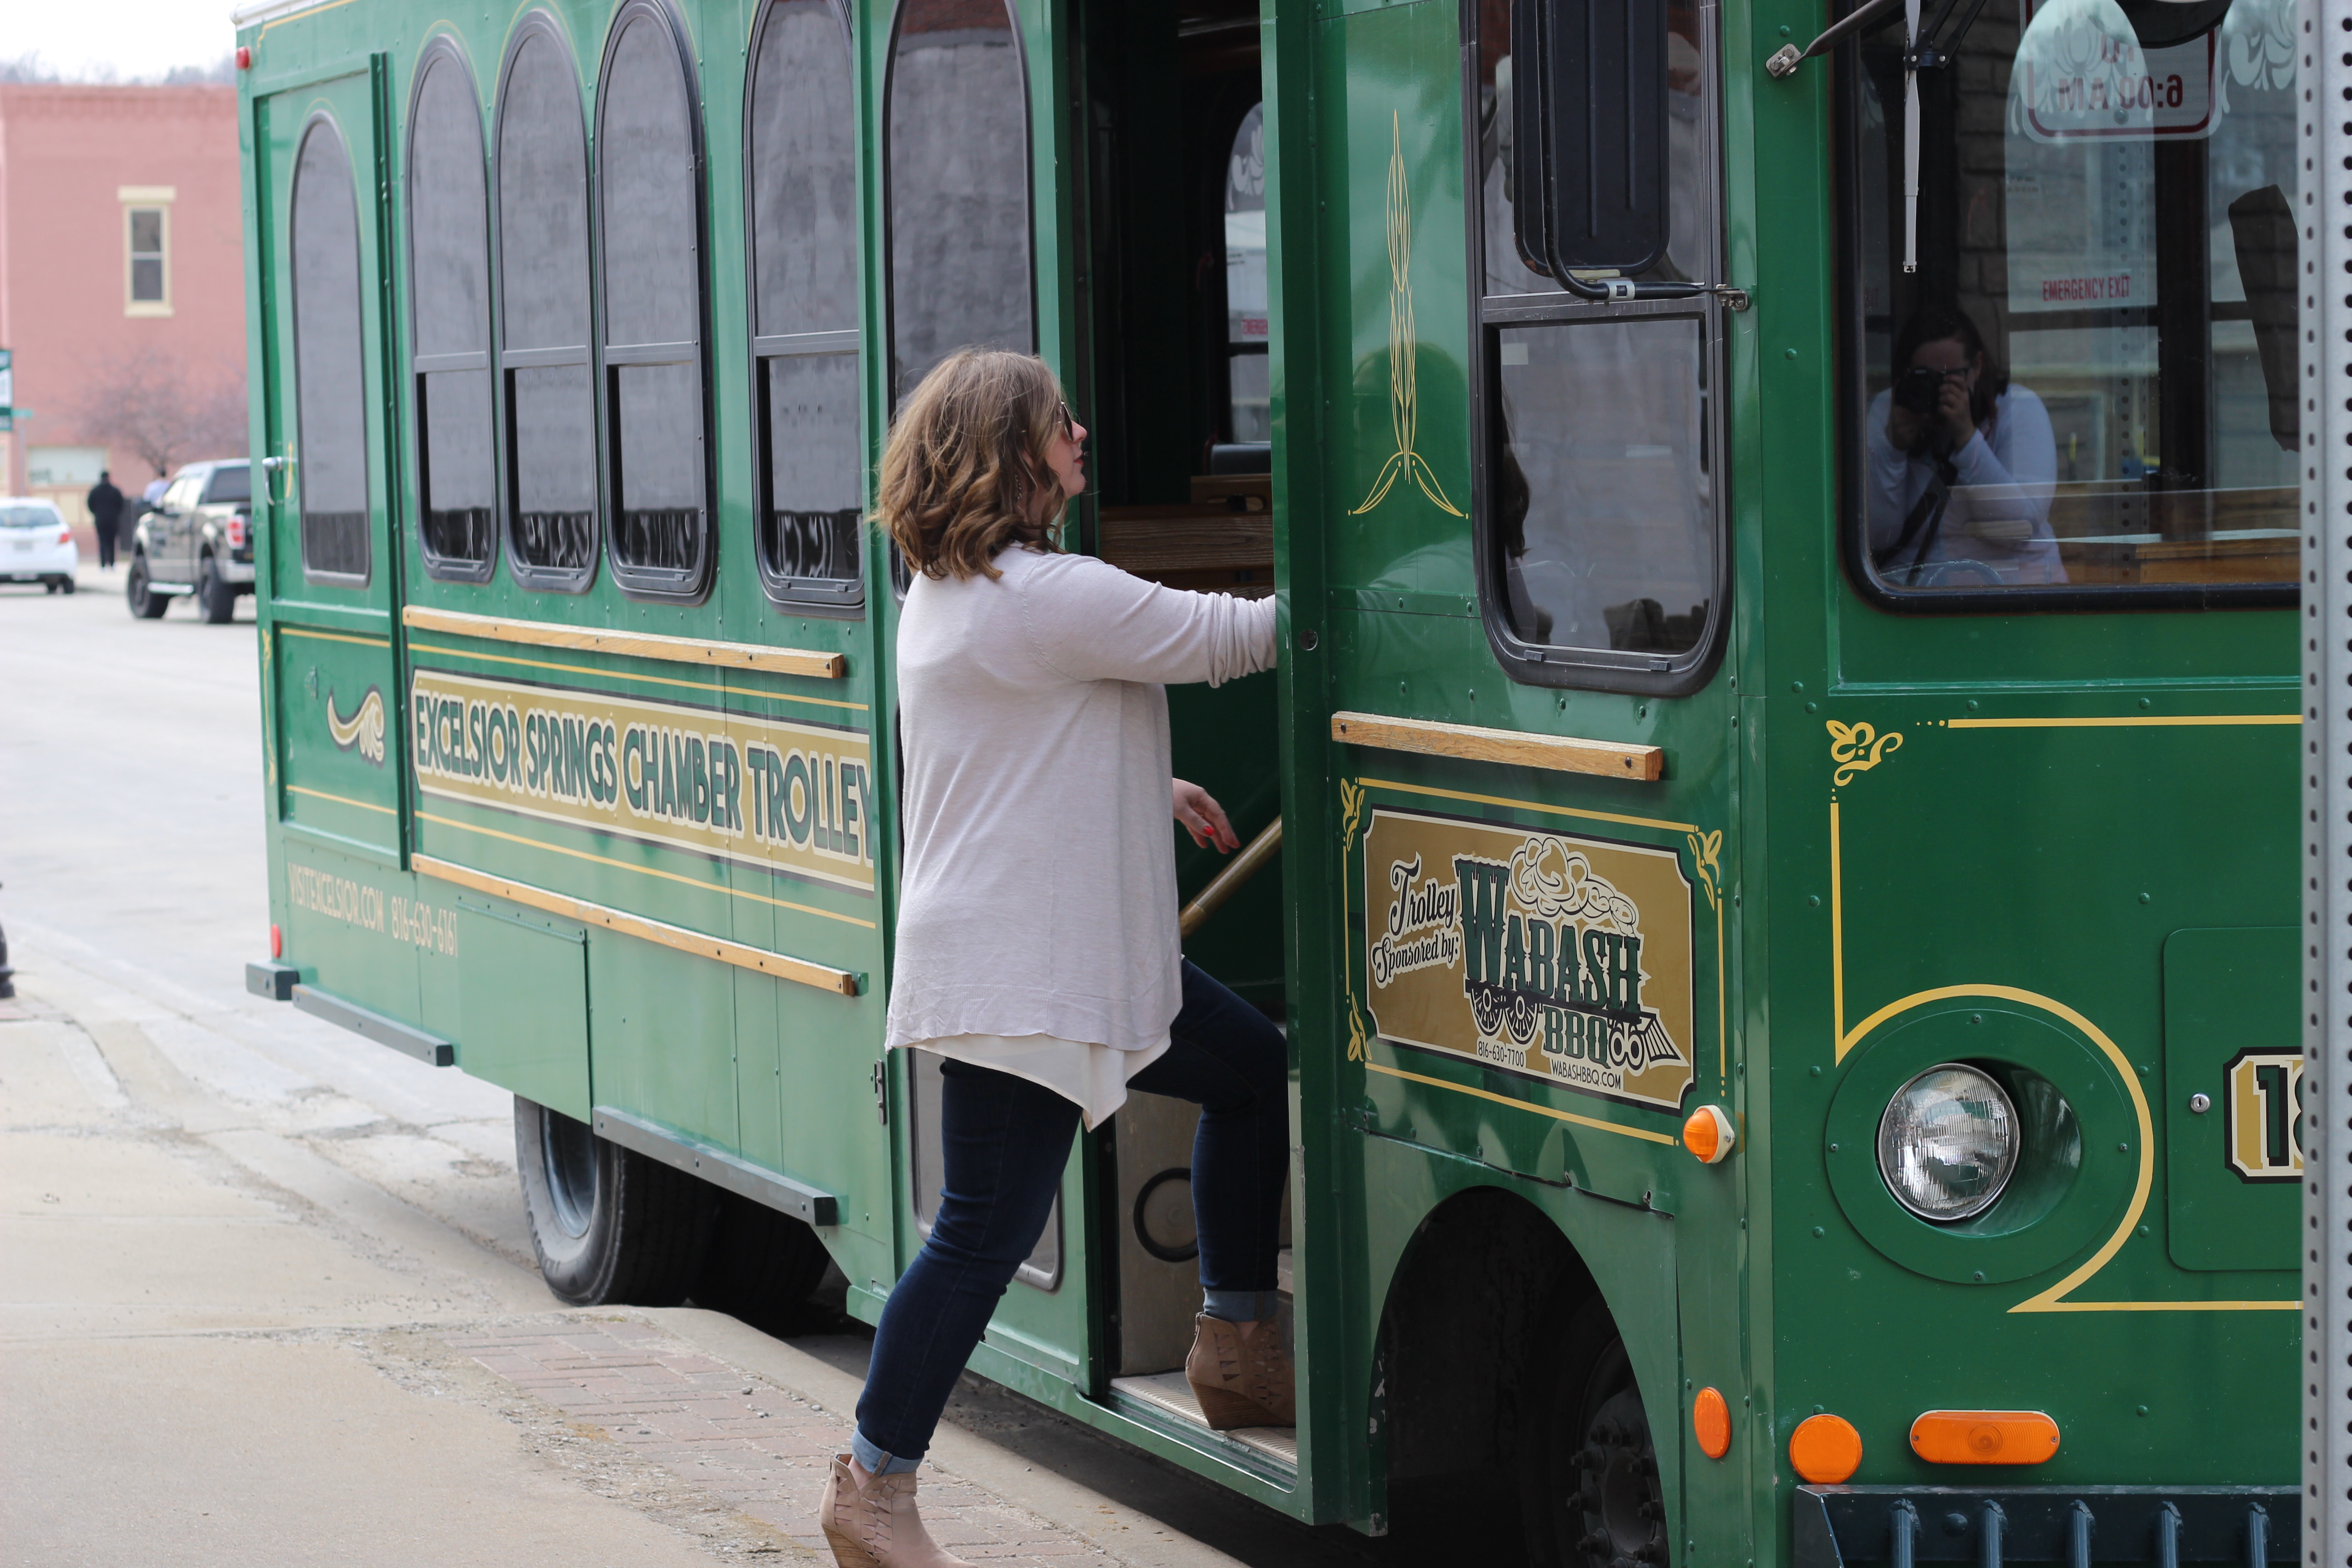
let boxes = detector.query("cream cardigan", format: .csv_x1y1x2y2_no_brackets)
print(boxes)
885,545,1278,1120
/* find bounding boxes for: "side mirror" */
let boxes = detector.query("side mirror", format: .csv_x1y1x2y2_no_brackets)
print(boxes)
1513,0,1671,279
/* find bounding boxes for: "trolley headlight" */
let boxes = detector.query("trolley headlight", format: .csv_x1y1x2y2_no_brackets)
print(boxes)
1876,1063,2019,1221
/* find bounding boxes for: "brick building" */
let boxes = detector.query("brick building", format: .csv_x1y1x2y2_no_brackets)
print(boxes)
0,83,246,534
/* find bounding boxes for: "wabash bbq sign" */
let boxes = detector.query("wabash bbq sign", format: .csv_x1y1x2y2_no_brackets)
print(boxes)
1362,808,1696,1113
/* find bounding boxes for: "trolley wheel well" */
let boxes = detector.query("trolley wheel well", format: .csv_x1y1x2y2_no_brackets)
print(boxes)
1375,1186,1595,1559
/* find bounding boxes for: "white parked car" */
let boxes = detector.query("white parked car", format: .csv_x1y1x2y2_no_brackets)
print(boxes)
0,499,77,593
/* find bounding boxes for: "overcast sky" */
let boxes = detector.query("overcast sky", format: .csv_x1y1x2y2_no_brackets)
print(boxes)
9,0,240,83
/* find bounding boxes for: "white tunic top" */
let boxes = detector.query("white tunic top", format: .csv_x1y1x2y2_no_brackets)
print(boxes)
887,545,1279,1125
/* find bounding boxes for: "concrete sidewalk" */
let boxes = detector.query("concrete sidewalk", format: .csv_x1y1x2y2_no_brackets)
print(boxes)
0,973,1245,1568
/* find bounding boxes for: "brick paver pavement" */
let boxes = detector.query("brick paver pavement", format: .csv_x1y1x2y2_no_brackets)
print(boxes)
443,1320,1108,1563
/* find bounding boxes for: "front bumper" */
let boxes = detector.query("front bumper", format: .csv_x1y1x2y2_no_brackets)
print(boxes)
1796,1486,2295,1568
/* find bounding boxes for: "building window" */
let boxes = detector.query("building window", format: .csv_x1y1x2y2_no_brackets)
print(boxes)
407,39,497,578
121,186,174,316
495,14,598,588
289,120,372,583
597,0,710,598
749,0,863,608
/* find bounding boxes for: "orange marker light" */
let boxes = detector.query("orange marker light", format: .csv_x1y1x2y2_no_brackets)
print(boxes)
1908,1410,2060,1466
1683,1104,1736,1164
1788,1413,1863,1484
1693,1387,1732,1459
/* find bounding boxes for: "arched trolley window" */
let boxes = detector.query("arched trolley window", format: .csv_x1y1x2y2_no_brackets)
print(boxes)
884,0,1033,403
883,0,1033,598
494,13,598,589
407,38,495,580
290,114,372,584
748,0,863,608
598,0,711,598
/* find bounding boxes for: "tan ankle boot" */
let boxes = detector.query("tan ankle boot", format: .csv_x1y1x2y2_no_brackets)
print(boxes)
818,1454,973,1568
1184,1312,1296,1430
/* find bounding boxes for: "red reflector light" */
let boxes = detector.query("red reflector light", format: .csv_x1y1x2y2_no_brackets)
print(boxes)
227,514,248,548
236,45,252,70
270,924,282,959
57,529,72,544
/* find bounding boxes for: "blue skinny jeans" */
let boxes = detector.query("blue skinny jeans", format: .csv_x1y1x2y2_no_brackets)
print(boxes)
852,960,1288,1470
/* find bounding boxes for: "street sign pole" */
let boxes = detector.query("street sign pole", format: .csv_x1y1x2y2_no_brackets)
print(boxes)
2307,2,2352,1563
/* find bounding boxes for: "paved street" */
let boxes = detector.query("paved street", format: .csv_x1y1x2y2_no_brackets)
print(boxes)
0,566,1390,1567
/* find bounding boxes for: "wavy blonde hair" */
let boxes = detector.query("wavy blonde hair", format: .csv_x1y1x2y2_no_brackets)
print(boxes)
875,349,1069,582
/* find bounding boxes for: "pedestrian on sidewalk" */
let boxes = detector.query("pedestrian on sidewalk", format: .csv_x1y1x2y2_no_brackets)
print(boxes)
85,471,124,570
820,349,1290,1568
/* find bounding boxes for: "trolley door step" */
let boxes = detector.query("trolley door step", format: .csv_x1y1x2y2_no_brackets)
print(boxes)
1107,1372,1297,1470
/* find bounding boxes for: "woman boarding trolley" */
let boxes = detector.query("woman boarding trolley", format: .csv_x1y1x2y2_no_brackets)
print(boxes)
824,351,1289,1566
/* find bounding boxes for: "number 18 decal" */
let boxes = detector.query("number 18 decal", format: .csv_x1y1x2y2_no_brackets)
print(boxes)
2224,1049,2303,1182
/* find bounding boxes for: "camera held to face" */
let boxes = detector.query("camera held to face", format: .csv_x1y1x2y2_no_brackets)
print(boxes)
1892,363,1954,418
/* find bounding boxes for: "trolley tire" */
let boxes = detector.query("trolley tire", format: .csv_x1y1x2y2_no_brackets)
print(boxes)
513,1096,718,1306
196,557,234,623
691,1187,833,1332
126,555,167,618
1519,1292,1669,1568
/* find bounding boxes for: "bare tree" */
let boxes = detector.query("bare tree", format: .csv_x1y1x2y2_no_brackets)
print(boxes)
75,348,248,484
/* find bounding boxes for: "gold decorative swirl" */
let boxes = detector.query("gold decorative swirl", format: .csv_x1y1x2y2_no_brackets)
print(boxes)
1351,113,1463,519
1340,778,1373,1060
326,686,387,766
1686,828,1722,911
1826,719,1901,787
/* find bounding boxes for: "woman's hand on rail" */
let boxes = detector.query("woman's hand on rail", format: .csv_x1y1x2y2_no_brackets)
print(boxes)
1173,779,1240,853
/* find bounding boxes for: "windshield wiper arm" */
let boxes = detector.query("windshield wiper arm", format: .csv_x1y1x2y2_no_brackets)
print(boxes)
1765,0,1903,77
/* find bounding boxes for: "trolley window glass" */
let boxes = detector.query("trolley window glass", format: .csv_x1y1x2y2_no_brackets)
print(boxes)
495,19,598,588
885,0,1033,404
1225,103,1268,444
407,42,496,579
1839,0,2300,604
749,0,865,608
290,116,371,584
598,3,710,598
1469,0,1726,692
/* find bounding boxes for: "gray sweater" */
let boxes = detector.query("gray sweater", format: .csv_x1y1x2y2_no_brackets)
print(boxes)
886,546,1279,1054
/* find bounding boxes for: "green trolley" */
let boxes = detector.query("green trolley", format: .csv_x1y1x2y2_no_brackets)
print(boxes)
229,0,2305,1556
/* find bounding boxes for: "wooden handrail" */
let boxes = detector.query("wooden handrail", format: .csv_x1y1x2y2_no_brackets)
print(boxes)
415,856,859,995
402,605,844,679
1178,818,1284,939
1330,711,1663,781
